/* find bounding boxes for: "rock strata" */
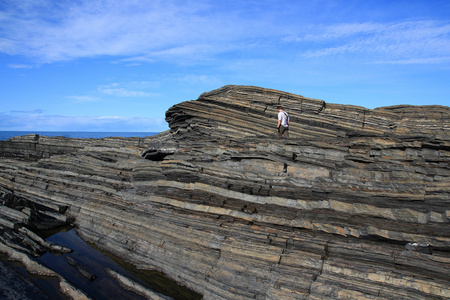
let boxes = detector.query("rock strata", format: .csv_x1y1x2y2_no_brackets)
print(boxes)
1,85,450,299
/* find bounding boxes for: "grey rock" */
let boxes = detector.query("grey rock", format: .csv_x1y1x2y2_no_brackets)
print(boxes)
1,85,449,299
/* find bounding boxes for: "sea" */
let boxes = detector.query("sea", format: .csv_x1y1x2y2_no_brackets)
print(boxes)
0,131,159,141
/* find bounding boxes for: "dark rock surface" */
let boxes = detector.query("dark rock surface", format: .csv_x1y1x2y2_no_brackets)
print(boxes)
1,85,450,299
0,258,53,300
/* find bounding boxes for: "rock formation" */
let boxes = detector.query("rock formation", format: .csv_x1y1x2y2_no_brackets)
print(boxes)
1,85,449,299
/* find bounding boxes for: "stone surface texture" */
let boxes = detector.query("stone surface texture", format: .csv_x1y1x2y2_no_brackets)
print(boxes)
1,85,450,299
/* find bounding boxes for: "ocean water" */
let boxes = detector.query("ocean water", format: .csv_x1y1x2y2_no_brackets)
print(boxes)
0,131,159,141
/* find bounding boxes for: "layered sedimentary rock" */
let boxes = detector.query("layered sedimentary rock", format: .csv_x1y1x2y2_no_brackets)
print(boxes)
1,85,449,299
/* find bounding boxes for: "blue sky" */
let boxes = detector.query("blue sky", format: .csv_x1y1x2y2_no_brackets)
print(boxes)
1,0,449,132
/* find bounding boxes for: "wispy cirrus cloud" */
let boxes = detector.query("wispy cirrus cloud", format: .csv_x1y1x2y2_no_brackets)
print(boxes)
65,81,160,103
97,82,160,98
374,57,450,65
296,21,450,64
99,88,153,98
66,95,101,103
10,109,44,114
8,64,34,69
175,75,221,85
1,1,449,67
0,0,249,64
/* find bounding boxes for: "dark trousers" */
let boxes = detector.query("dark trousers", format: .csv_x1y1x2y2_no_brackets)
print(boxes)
278,126,289,137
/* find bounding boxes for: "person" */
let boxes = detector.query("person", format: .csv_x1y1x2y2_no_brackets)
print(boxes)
277,106,290,137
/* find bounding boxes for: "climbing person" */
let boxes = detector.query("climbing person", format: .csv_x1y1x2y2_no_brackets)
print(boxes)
277,106,290,137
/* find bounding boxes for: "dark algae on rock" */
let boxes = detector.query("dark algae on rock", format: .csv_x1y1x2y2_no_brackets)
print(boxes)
1,85,450,299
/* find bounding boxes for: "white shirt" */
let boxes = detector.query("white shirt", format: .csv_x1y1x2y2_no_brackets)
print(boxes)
278,111,289,127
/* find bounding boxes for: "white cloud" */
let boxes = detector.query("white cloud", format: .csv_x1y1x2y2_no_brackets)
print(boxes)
176,75,221,85
11,109,44,114
99,88,152,97
97,82,160,97
0,0,248,63
299,21,450,64
66,95,101,103
8,64,34,68
3,1,448,68
374,57,450,65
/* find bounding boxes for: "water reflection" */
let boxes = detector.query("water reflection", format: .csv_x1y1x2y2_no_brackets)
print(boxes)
1,228,202,299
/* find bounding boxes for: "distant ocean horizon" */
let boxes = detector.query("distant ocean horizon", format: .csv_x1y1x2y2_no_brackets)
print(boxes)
0,131,160,141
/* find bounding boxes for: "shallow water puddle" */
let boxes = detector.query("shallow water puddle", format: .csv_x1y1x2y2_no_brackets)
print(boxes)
2,228,202,299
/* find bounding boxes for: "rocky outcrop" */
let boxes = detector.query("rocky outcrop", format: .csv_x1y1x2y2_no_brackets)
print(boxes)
1,85,449,299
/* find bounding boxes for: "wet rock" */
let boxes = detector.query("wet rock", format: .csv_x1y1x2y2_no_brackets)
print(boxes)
66,256,97,281
0,240,57,276
106,268,172,300
59,278,92,300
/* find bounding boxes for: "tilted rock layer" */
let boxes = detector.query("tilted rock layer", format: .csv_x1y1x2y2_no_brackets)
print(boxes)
1,85,449,299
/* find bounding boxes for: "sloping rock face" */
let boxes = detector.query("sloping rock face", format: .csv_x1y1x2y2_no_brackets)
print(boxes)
1,85,450,299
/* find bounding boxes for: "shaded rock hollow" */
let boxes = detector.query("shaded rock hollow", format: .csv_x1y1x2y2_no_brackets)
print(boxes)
1,85,449,299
